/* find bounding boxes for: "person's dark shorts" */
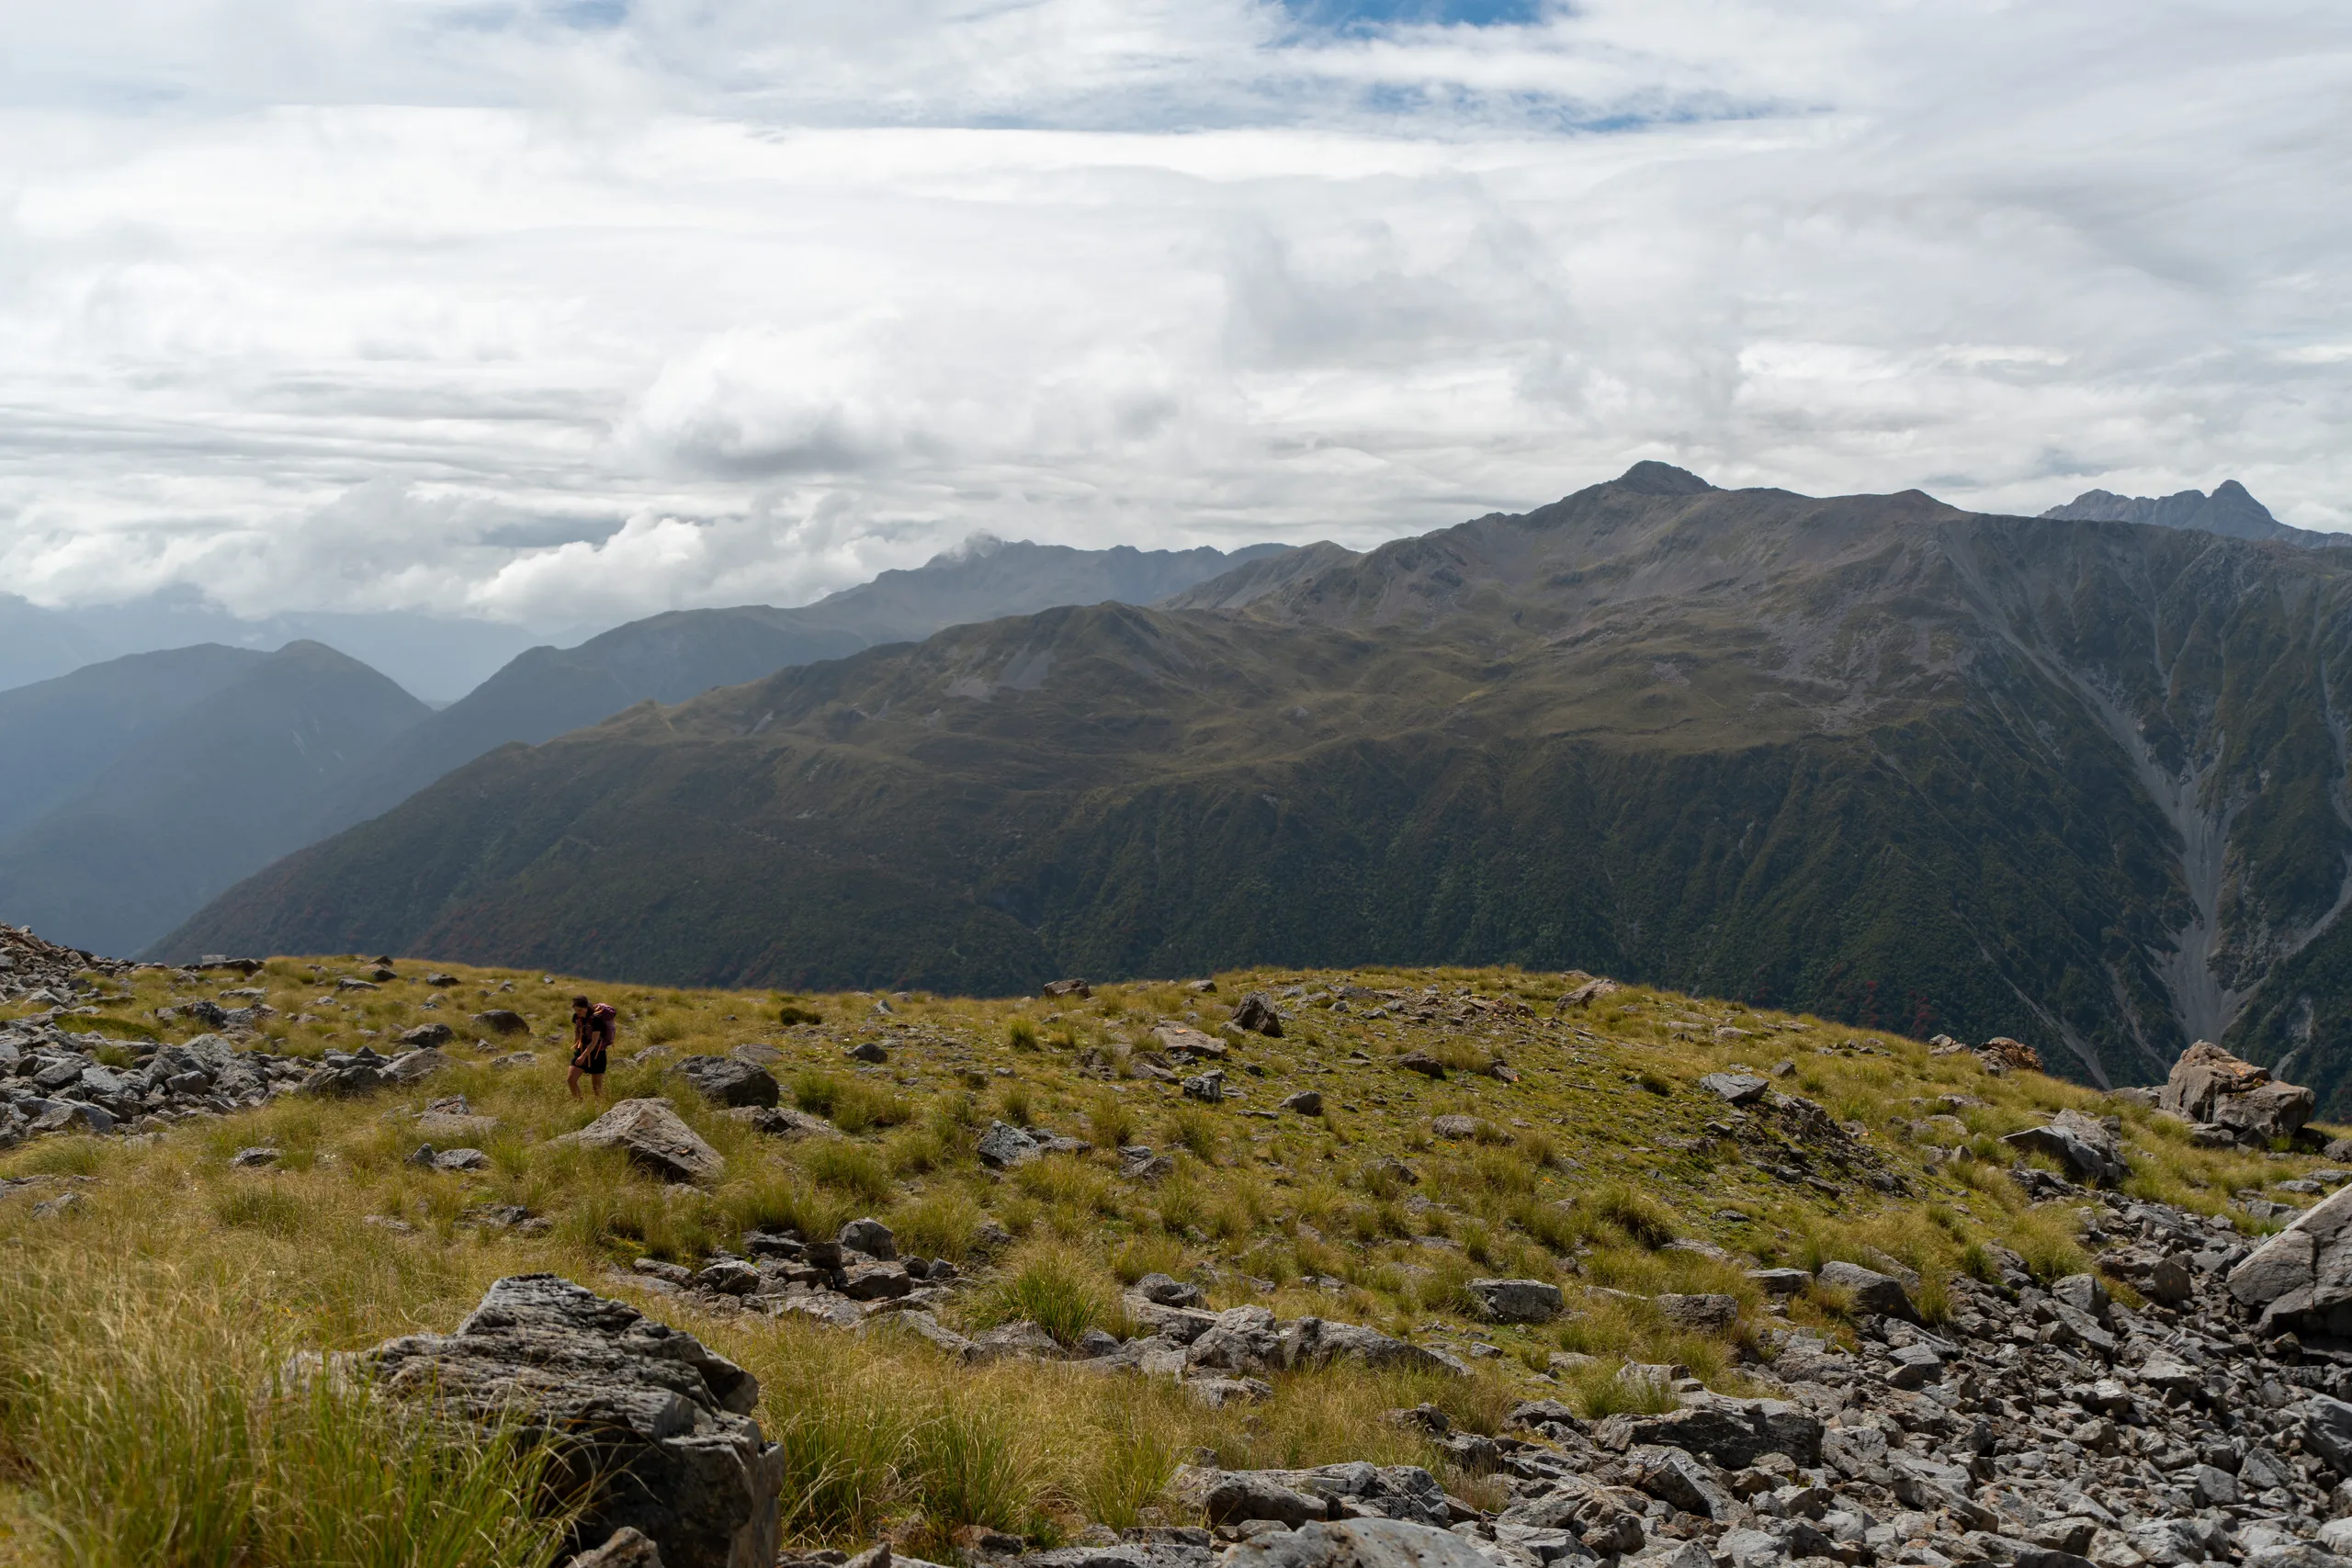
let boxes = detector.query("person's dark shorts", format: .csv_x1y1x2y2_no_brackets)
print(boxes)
576,1046,608,1075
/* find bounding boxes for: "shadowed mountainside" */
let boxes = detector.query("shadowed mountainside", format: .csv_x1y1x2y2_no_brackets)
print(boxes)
0,644,269,843
0,641,428,954
164,466,2352,1106
306,539,1285,838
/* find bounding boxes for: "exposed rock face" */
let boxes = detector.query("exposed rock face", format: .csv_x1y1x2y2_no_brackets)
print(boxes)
334,1275,781,1568
473,1008,530,1034
557,1099,725,1183
2229,1181,2352,1333
668,1055,781,1109
2159,1042,2315,1149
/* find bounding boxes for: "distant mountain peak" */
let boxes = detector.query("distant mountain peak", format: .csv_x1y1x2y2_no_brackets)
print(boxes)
938,532,1011,564
2038,479,2343,547
1612,460,1715,496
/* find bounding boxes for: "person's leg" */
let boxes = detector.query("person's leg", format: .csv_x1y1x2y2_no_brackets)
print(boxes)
590,1071,605,1100
568,1063,583,1099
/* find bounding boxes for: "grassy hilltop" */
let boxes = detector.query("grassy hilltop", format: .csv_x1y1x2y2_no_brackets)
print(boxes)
0,956,2339,1566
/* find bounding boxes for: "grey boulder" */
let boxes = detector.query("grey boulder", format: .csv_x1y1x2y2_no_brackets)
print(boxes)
571,1527,665,1567
976,1120,1042,1168
838,1216,897,1259
327,1274,780,1568
1814,1260,1917,1321
1465,1278,1563,1324
2229,1183,2352,1334
557,1099,725,1184
386,1048,452,1085
2159,1041,2315,1147
669,1055,781,1110
1597,1396,1824,1469
1230,993,1284,1037
1221,1519,1488,1568
2001,1108,2129,1188
1700,1072,1770,1106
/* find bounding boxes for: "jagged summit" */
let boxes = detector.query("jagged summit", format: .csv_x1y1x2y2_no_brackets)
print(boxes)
2041,479,2346,547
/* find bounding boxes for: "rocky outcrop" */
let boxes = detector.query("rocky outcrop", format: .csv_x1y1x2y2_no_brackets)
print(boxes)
0,1023,309,1145
2229,1181,2352,1333
556,1099,725,1183
2001,1108,2130,1188
2159,1042,2315,1149
324,1275,782,1568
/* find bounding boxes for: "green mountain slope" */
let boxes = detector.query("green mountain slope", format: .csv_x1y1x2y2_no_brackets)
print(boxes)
305,540,1286,840
161,467,2352,1104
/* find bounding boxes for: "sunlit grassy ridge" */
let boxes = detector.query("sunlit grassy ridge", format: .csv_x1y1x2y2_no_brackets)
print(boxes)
1,956,2339,1564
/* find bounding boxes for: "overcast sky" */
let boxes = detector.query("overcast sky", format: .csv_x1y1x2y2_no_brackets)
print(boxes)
4,0,2348,630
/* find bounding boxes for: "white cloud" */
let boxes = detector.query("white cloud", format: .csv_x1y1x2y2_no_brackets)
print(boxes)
0,0,2348,636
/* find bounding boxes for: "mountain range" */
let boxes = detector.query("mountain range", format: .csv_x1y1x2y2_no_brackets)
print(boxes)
2041,479,2347,548
302,539,1284,837
159,464,2352,1113
0,590,548,705
0,539,1279,953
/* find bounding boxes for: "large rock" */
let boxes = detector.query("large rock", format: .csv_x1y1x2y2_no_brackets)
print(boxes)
1278,1316,1470,1377
1221,1519,1488,1568
2301,1395,2352,1472
302,1053,389,1097
976,1120,1041,1168
1465,1278,1564,1324
1596,1396,1824,1469
668,1055,781,1110
1629,1446,1736,1521
558,1099,725,1184
1814,1260,1917,1320
1193,1461,1450,1527
1700,1072,1770,1106
1230,993,1284,1037
2001,1109,2129,1188
332,1274,781,1568
2228,1184,2352,1334
2158,1041,2314,1148
386,1048,452,1085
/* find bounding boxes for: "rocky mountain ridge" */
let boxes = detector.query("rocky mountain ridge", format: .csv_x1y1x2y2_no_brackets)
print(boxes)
162,467,2352,1108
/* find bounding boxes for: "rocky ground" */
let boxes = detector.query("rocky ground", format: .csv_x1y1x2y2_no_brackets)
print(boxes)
10,935,2352,1568
343,1046,2352,1568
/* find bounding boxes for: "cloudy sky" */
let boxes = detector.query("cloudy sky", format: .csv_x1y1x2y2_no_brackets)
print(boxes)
4,0,2348,632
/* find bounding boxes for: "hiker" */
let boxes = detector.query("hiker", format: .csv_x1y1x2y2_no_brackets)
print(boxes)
570,994,616,1100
